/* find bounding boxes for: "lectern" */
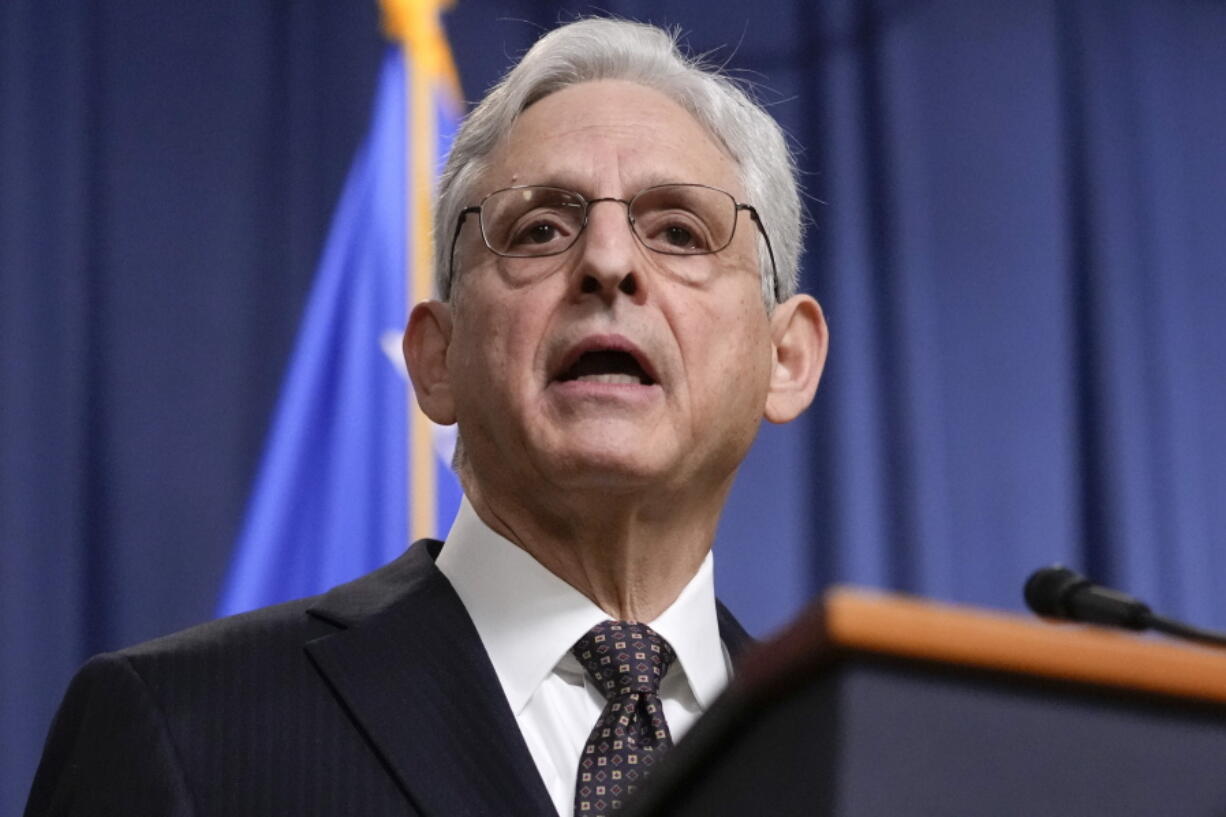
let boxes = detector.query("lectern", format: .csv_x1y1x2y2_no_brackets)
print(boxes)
626,589,1226,817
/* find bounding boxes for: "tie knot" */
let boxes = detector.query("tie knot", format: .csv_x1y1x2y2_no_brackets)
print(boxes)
572,620,676,701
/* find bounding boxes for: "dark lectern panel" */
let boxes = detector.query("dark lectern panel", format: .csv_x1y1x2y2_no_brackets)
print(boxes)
627,656,1226,817
838,660,1226,815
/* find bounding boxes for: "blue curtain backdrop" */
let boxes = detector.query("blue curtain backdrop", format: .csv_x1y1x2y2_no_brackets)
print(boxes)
3,0,1224,812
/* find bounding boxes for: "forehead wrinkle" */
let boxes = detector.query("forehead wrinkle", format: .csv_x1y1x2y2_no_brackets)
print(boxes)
496,129,628,196
497,163,701,202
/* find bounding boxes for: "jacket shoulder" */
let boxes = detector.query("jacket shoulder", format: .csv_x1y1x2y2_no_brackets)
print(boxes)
117,537,445,667
119,593,331,666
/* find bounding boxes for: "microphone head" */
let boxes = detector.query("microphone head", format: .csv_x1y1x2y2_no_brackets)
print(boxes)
1023,565,1090,619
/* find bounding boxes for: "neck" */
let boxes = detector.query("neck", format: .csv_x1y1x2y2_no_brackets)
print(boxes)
465,481,729,622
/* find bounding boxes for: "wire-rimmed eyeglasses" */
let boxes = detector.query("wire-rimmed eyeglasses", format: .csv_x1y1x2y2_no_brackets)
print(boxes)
448,183,780,302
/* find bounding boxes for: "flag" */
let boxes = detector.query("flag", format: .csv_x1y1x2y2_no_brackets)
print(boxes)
217,0,463,615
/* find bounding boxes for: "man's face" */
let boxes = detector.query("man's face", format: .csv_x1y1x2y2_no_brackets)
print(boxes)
443,80,777,501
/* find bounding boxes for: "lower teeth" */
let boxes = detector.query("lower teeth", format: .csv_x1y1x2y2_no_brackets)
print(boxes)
575,373,642,385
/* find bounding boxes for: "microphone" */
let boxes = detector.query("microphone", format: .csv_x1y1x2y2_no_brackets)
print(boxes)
1024,565,1151,629
1024,565,1226,648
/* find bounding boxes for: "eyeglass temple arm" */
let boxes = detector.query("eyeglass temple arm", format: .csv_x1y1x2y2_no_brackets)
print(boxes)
741,205,782,305
448,206,482,293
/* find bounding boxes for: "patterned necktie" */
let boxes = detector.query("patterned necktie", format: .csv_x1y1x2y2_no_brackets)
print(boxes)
571,620,677,816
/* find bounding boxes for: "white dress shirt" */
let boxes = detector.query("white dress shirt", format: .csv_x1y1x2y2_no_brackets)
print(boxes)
436,498,732,817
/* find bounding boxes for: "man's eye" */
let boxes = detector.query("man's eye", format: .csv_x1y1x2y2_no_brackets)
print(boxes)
661,224,697,249
640,212,712,252
505,216,570,250
520,223,559,244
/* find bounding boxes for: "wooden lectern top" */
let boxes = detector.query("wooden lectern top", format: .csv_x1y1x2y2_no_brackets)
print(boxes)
823,587,1226,705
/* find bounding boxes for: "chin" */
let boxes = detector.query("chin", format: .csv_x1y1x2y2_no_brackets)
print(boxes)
539,442,675,493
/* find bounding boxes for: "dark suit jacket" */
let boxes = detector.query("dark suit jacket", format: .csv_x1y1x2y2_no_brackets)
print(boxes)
26,539,753,817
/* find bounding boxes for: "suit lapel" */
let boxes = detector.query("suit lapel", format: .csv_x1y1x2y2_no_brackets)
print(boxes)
304,542,555,817
715,600,755,669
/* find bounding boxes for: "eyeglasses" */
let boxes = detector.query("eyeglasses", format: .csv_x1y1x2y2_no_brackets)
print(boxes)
449,183,779,301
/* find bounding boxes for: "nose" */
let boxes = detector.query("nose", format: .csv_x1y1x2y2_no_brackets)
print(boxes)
573,198,644,303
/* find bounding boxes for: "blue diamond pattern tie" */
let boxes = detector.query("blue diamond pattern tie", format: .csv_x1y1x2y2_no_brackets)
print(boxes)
572,620,676,816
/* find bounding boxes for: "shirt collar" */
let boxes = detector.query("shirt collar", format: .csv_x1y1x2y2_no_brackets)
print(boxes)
436,497,729,714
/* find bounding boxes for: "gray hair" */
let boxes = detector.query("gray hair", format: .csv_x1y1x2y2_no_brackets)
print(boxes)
433,18,802,307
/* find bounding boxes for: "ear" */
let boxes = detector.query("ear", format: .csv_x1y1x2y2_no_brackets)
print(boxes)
403,300,457,425
764,294,829,424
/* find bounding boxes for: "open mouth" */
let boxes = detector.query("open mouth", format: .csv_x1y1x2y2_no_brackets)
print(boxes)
556,349,656,386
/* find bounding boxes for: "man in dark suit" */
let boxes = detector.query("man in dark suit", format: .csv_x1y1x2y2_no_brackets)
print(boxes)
26,17,827,817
